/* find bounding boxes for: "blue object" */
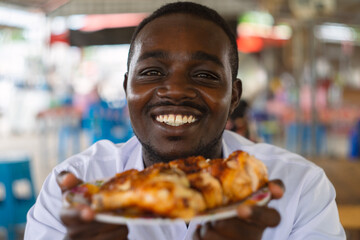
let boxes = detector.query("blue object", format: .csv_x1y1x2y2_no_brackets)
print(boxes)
0,154,36,240
349,120,360,159
58,121,81,163
250,111,279,144
83,100,133,144
285,122,327,156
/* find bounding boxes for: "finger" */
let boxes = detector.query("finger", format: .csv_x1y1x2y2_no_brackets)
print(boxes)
78,205,95,222
57,171,83,192
211,218,263,239
242,205,281,227
67,221,102,239
92,225,128,240
61,207,83,226
194,226,201,240
67,222,127,239
268,179,285,200
196,222,233,240
61,205,95,225
236,204,253,219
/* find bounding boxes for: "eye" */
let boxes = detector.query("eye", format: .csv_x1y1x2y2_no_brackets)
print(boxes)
135,67,165,83
193,71,221,85
141,69,163,76
194,72,218,79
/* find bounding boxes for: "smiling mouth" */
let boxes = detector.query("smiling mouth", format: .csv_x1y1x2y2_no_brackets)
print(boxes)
155,114,197,126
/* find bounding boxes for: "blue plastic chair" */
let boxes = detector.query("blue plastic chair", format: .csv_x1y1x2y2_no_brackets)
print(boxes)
58,119,81,163
285,122,327,156
0,154,36,240
83,100,133,144
349,120,360,159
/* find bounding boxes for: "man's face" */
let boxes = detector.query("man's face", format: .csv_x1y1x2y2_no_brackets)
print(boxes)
125,14,241,164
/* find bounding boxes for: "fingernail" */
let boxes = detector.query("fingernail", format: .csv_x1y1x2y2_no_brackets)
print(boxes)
237,204,252,218
56,171,69,184
80,206,95,222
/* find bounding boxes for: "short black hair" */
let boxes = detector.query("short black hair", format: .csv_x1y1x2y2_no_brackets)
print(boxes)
126,1,239,81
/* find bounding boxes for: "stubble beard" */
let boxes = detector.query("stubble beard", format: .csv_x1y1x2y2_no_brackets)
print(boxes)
134,128,225,167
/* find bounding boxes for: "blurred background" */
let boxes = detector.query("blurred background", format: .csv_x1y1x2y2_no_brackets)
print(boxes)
0,0,359,239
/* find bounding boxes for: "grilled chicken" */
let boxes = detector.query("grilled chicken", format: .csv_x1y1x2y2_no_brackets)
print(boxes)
206,151,268,203
91,150,268,219
92,163,206,219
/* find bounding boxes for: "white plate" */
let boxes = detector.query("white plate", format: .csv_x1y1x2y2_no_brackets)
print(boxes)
95,187,271,225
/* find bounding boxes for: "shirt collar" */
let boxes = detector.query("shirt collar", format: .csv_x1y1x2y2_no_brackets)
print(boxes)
123,138,145,171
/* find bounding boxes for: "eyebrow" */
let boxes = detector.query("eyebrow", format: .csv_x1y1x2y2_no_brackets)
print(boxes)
137,50,224,68
191,51,224,68
138,50,169,62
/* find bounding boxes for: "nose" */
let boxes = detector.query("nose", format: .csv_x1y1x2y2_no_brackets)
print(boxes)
156,74,197,100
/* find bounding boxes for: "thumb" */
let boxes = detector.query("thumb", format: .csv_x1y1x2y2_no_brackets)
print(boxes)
56,171,83,193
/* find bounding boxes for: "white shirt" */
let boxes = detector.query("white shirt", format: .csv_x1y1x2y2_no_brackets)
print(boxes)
25,130,345,239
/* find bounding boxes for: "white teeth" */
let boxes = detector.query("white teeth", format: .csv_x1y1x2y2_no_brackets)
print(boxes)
156,114,197,126
168,114,175,123
175,115,182,124
188,115,193,123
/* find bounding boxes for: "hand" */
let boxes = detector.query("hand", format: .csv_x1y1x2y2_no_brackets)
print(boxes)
57,171,129,240
194,179,284,240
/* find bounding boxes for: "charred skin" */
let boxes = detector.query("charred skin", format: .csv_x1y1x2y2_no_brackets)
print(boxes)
92,164,206,219
89,150,268,219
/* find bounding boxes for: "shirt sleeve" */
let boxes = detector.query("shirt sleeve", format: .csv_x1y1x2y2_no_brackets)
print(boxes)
288,169,346,240
23,140,129,239
24,170,66,239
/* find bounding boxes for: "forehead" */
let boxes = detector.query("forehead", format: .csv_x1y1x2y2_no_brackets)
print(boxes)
132,13,231,59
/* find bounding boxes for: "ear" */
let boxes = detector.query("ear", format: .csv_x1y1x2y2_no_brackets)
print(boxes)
229,78,242,116
123,72,128,95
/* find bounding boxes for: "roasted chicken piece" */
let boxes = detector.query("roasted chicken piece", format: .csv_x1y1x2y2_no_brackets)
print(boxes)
168,156,210,173
206,151,268,203
168,151,268,208
92,163,206,219
186,171,224,208
169,156,224,208
90,150,268,220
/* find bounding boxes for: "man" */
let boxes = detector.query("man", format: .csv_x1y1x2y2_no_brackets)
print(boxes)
25,2,345,240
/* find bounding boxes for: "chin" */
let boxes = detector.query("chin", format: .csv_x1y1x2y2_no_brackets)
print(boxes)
149,146,196,163
142,140,222,166
135,129,225,166
165,150,196,161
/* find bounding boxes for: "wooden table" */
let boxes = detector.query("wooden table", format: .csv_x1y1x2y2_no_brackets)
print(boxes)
310,158,360,231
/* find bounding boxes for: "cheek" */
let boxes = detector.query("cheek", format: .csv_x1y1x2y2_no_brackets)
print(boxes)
126,83,154,108
126,83,156,129
202,90,232,131
206,88,232,115
216,98,232,123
